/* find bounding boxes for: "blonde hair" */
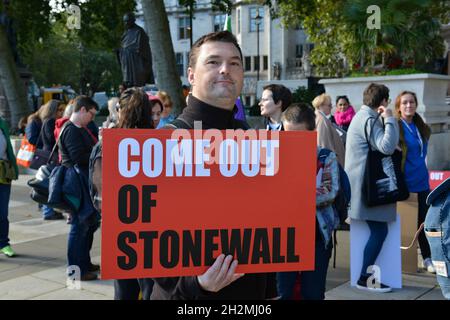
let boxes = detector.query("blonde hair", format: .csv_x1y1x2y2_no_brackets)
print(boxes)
312,94,331,110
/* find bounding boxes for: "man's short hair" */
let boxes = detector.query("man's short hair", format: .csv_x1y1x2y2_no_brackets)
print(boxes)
188,31,243,69
281,103,316,131
363,83,389,109
263,84,292,112
73,96,99,113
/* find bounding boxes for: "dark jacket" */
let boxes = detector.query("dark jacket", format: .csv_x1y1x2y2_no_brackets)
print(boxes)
153,95,277,300
58,121,96,168
0,117,18,180
25,118,43,148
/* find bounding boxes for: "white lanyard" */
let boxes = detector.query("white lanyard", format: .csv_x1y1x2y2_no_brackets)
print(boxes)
401,118,424,157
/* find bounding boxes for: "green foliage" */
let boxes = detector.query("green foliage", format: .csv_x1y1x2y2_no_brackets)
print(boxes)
265,0,448,77
349,68,427,77
291,86,318,106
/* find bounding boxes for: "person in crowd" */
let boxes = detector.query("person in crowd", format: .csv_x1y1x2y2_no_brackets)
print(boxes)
334,95,356,131
277,103,340,300
259,84,292,131
26,100,64,220
148,94,163,128
25,99,61,149
312,93,346,166
395,90,434,273
112,87,155,300
0,116,19,257
17,115,29,137
102,97,119,129
345,83,399,293
155,30,276,300
58,96,100,281
155,91,175,129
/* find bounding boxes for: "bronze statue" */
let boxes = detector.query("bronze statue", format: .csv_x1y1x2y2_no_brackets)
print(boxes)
0,0,21,66
116,13,154,87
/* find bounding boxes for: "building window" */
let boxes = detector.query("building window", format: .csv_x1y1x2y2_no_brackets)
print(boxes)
263,56,268,70
245,56,251,72
249,7,264,32
214,14,226,32
176,53,184,76
296,45,303,58
253,56,260,71
178,17,191,40
237,9,241,34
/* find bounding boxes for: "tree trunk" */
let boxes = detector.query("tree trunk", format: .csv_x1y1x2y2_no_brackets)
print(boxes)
141,0,186,115
0,25,30,131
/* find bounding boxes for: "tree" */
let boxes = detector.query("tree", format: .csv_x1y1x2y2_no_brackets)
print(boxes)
266,0,449,76
141,0,185,115
0,24,30,130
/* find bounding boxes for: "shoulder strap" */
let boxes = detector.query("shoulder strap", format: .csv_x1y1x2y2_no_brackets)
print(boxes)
165,118,193,129
364,113,382,151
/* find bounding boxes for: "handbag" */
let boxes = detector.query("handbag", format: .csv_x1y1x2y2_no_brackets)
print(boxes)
363,114,409,207
16,136,36,168
29,121,59,170
27,124,70,210
0,159,16,184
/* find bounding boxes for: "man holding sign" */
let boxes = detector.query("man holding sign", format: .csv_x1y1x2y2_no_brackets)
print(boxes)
102,31,317,300
153,31,276,300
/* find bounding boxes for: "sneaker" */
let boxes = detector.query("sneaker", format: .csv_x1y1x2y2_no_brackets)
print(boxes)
0,245,15,257
88,263,100,272
423,258,436,274
356,277,392,293
80,272,98,281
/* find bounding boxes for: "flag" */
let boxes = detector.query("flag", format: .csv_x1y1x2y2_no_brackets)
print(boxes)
223,14,247,122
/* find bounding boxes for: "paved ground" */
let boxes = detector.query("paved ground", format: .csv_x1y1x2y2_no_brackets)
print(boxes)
0,173,445,300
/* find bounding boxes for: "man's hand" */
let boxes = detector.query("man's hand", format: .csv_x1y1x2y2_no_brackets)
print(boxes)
377,106,393,119
197,254,245,293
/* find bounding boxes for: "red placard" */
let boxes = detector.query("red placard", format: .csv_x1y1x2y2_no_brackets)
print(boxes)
101,129,317,279
429,170,450,190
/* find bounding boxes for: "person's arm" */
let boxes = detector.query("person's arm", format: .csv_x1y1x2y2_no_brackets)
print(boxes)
43,119,56,149
153,254,243,299
25,120,40,146
369,108,399,155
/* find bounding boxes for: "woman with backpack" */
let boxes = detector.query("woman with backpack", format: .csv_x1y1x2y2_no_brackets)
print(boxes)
395,91,434,273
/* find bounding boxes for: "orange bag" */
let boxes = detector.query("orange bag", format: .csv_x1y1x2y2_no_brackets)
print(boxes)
16,136,36,168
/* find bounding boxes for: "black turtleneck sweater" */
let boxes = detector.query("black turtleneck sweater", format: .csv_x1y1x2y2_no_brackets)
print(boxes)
164,95,249,130
152,96,277,300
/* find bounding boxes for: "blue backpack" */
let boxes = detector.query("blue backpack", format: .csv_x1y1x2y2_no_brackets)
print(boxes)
318,148,351,229
425,177,450,300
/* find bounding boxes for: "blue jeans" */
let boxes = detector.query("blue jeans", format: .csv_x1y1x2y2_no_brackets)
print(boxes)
277,223,333,300
42,205,54,218
360,220,388,279
0,183,11,249
67,213,99,276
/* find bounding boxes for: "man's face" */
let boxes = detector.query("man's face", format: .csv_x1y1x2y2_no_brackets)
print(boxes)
80,107,96,127
259,89,281,117
188,41,243,110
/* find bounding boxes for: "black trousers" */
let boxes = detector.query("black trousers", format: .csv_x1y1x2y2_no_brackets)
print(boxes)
417,190,431,260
